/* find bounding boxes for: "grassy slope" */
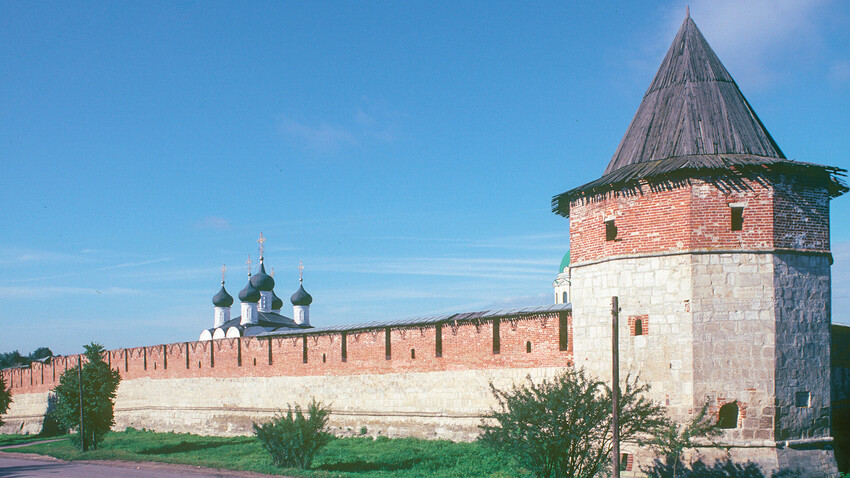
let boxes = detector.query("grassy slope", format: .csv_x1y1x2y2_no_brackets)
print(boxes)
9,429,530,478
0,434,58,447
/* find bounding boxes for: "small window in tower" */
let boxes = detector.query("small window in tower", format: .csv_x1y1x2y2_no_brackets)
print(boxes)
526,341,532,353
322,353,326,363
718,402,739,428
562,291,568,304
410,348,416,359
634,318,644,336
796,391,810,408
731,206,744,231
605,219,617,241
559,313,569,351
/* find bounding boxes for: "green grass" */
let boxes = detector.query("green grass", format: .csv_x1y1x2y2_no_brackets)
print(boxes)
0,433,63,447
9,429,530,477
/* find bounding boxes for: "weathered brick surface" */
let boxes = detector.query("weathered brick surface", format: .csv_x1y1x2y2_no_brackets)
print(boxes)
1,313,572,437
569,176,829,265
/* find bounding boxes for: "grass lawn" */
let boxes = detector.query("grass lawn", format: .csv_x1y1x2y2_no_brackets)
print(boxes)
0,434,62,447
9,429,531,477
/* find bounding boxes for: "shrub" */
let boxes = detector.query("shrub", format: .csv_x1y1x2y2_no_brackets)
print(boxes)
0,371,11,426
253,398,331,469
479,368,668,478
52,343,121,450
643,402,721,476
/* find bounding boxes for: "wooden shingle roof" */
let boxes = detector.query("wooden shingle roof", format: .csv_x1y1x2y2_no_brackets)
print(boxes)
552,13,846,217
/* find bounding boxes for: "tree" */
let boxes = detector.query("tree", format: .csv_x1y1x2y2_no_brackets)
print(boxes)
0,371,11,427
52,343,121,450
643,402,721,477
479,368,669,478
28,347,53,362
253,398,332,469
0,350,26,369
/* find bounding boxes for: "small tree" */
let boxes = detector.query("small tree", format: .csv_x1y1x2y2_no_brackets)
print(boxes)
643,402,721,477
253,398,331,469
0,372,11,426
479,368,669,478
52,343,121,450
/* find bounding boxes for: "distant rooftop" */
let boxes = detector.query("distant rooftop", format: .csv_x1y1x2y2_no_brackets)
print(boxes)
257,303,571,337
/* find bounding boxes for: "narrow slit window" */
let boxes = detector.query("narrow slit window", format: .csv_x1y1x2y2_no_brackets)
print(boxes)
302,335,308,364
341,332,347,363
322,353,326,363
385,327,392,360
559,313,569,351
526,341,532,353
410,348,415,359
493,319,500,354
435,324,443,358
634,318,643,336
731,206,744,231
562,291,568,304
605,219,617,241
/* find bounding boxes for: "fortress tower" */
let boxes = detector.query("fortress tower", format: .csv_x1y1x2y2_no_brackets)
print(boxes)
552,13,846,475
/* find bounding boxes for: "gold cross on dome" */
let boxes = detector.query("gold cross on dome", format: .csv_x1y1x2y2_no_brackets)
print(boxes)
246,255,252,275
298,261,304,282
257,233,265,258
221,264,226,284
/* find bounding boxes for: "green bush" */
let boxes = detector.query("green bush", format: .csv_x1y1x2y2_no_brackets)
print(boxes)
252,398,331,469
480,369,668,478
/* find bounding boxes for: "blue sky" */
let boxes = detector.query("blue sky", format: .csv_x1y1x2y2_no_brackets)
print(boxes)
2,1,849,355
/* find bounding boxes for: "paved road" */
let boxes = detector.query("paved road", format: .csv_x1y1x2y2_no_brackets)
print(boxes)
0,452,287,478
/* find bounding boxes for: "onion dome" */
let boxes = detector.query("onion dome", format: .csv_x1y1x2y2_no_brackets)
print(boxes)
271,291,283,310
239,276,260,303
250,258,275,291
212,282,234,307
290,282,313,306
559,252,570,274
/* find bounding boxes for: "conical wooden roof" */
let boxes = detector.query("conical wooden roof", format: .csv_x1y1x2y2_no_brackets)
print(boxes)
605,13,784,173
551,13,846,217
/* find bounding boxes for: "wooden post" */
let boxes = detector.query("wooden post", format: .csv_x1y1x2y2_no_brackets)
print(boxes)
612,296,620,478
77,355,87,452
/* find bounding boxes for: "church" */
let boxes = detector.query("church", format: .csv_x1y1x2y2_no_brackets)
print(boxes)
4,11,848,477
198,235,314,341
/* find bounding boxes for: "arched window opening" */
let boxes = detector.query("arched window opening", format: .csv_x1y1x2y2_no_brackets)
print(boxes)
322,353,326,363
634,318,643,336
562,291,568,303
410,349,416,360
526,341,532,353
718,402,738,429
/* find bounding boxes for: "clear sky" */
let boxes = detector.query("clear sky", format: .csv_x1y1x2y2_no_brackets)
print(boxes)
2,1,849,355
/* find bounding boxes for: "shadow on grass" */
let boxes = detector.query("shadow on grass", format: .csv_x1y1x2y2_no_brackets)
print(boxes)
137,440,233,455
317,457,424,472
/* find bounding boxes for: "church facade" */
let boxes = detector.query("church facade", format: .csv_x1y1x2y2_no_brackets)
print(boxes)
3,13,848,477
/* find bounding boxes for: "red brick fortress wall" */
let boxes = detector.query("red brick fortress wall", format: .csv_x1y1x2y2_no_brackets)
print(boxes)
2,312,572,398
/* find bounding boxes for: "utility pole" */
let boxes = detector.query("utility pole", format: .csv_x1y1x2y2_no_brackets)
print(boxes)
77,355,87,452
612,296,620,478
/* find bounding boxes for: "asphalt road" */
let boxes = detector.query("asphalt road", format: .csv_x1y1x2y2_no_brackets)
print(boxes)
0,452,287,478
